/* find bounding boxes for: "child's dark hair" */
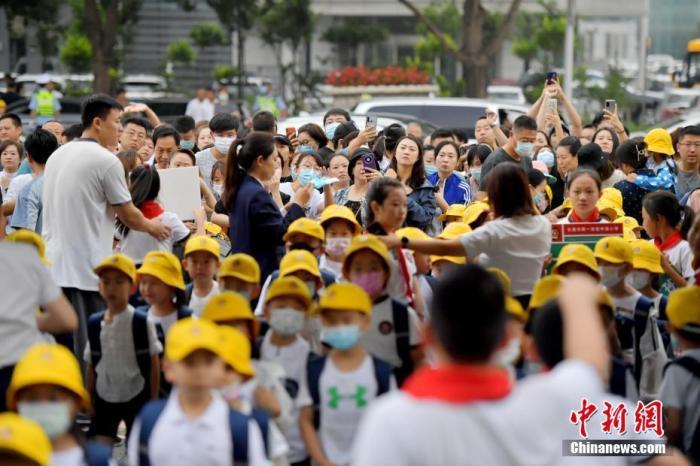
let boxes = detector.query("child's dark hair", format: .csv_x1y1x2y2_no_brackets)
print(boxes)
531,299,565,368
466,144,492,166
365,177,404,226
643,190,695,239
388,134,426,189
24,128,58,165
487,163,537,218
675,326,700,344
566,168,602,192
615,138,647,171
211,160,224,183
431,265,505,363
116,166,160,238
223,132,275,209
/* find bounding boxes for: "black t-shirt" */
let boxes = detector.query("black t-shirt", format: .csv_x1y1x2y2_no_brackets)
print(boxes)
479,148,533,190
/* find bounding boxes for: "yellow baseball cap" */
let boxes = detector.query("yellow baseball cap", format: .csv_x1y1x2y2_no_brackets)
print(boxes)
439,204,468,222
545,184,553,202
137,251,186,290
395,227,430,241
594,237,633,265
430,255,466,265
220,253,260,284
614,216,642,231
5,230,50,265
343,234,392,275
528,275,565,311
283,218,325,242
94,253,136,282
463,202,489,225
0,413,51,466
7,344,90,410
265,276,312,308
630,240,664,275
596,199,623,221
202,291,254,323
506,297,528,323
185,235,220,258
623,228,637,242
165,318,224,361
219,326,255,377
279,249,321,279
667,286,700,330
600,188,623,210
488,267,512,296
644,128,674,156
319,205,361,235
438,221,472,239
317,283,372,315
561,197,573,212
552,244,599,277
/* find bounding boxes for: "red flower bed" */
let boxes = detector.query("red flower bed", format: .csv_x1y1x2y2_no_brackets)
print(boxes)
325,65,431,86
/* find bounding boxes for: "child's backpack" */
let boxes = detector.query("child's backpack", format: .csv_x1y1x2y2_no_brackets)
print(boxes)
306,354,392,428
136,399,252,466
87,309,152,395
663,357,700,463
82,441,112,466
134,304,193,349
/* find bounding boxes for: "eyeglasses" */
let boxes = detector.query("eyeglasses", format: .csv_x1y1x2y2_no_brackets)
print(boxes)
678,142,700,148
123,130,146,141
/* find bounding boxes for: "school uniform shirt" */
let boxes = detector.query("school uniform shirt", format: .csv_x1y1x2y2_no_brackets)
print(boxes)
459,215,551,296
189,281,219,316
0,242,61,367
353,360,660,466
280,182,325,219
362,296,421,369
127,389,267,466
83,306,162,403
52,446,119,466
42,139,132,291
428,172,471,205
660,348,700,452
148,309,180,342
260,332,312,463
297,354,397,466
116,211,190,264
319,254,342,279
657,237,695,295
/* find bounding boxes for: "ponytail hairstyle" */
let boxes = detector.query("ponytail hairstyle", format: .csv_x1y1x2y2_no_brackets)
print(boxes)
615,138,647,171
116,165,160,238
643,190,696,239
223,132,275,210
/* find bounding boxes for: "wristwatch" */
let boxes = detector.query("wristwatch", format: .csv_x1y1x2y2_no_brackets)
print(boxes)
400,236,410,247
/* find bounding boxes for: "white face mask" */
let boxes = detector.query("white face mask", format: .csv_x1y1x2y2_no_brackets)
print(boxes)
598,265,625,288
18,401,72,439
495,337,521,367
214,136,235,155
325,237,351,257
269,308,305,336
627,270,651,290
305,281,317,297
212,182,224,196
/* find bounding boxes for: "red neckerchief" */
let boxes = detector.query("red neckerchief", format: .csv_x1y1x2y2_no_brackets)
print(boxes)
654,230,683,252
139,200,164,219
403,365,512,404
569,207,600,223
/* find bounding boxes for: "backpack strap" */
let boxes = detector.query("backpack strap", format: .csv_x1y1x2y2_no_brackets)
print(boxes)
424,274,438,291
184,283,194,305
631,296,653,387
390,299,414,387
228,408,250,465
609,358,629,398
249,408,270,458
137,399,168,466
87,311,105,372
176,307,194,320
132,310,152,395
83,440,112,466
306,355,327,429
371,356,393,396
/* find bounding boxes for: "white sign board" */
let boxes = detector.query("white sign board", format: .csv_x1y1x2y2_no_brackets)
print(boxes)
157,166,200,221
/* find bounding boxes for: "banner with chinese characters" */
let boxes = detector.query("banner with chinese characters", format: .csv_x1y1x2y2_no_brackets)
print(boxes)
550,223,624,271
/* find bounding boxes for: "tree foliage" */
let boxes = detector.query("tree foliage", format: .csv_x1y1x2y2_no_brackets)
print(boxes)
322,18,388,66
60,33,93,73
511,1,567,72
189,22,227,49
167,39,196,65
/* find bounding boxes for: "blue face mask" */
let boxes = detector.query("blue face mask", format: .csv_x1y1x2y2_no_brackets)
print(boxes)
339,148,349,156
180,139,194,150
321,324,361,350
470,167,481,183
291,169,298,181
298,145,315,154
298,169,316,187
425,164,438,176
325,122,341,140
538,150,555,167
515,141,534,157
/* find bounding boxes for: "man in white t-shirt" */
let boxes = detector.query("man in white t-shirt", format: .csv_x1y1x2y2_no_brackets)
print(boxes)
353,267,686,466
42,94,170,362
185,88,215,123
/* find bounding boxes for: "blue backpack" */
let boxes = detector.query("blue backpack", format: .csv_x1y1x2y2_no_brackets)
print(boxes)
136,399,251,466
83,441,112,466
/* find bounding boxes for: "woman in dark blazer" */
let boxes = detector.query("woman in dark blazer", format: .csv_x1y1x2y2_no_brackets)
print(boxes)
224,132,312,283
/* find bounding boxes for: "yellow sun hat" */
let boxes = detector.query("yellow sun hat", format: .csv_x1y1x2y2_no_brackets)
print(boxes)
319,205,361,235
0,413,51,466
630,239,664,275
137,251,186,290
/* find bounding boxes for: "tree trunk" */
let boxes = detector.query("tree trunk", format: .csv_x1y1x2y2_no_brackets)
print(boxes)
463,62,488,98
237,27,245,99
85,0,119,94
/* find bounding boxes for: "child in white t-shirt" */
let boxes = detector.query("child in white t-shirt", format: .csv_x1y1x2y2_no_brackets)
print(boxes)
182,236,220,315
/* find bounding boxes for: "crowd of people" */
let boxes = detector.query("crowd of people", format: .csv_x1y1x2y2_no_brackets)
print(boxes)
0,74,699,466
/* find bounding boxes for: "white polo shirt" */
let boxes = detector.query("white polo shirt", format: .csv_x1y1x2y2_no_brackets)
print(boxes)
127,390,266,466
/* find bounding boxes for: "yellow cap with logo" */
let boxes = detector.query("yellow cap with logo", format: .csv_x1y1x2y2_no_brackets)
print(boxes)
220,253,260,284
439,204,468,222
219,326,255,377
667,286,700,330
439,221,472,239
319,205,361,235
202,291,255,323
600,188,623,210
462,202,490,225
528,275,565,311
165,318,224,361
395,227,430,241
594,237,633,265
94,253,136,282
280,249,321,279
343,234,392,275
644,128,674,156
265,276,312,308
552,244,599,277
137,251,186,290
614,216,642,231
596,199,624,221
630,239,664,274
7,344,90,410
317,283,372,315
5,230,50,265
0,412,51,466
185,235,220,258
283,218,325,242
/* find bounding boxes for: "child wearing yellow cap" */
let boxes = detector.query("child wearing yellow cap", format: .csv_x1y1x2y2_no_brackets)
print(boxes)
8,344,113,466
659,287,700,457
0,412,51,466
128,318,267,466
298,283,395,466
628,239,669,317
319,205,361,279
182,235,221,316
218,252,261,303
85,253,162,444
552,243,600,281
